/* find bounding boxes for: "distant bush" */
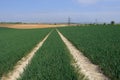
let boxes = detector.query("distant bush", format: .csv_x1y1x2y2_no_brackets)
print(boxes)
111,21,115,25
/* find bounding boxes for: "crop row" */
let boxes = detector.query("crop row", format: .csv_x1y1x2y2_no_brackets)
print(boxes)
19,30,78,80
0,28,51,78
58,26,120,80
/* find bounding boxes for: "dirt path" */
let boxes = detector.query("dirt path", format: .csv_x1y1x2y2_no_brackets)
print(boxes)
57,30,109,80
1,32,51,80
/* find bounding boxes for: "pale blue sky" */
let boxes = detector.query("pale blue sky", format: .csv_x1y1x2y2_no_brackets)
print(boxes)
0,0,120,23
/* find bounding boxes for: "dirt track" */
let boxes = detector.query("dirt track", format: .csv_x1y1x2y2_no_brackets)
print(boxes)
1,32,51,80
57,30,109,80
0,24,67,29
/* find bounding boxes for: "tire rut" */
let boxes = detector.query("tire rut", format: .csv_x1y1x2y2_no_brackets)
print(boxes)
57,29,109,80
1,31,52,80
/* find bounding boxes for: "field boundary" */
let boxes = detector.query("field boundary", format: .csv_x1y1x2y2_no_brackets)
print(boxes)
57,29,109,80
1,31,52,80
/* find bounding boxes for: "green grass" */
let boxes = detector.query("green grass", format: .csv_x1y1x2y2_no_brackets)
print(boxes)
0,28,51,78
58,25,120,80
19,30,78,80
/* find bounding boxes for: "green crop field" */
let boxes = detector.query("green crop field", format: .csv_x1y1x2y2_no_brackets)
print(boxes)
0,25,120,80
0,27,51,78
58,25,120,80
19,30,78,80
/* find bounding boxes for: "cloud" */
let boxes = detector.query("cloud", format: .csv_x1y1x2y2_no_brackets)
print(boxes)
77,0,119,5
77,0,99,5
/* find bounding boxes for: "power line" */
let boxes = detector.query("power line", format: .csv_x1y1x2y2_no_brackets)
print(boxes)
68,17,71,25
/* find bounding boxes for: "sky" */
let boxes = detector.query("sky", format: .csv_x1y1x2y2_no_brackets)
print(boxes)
0,0,120,23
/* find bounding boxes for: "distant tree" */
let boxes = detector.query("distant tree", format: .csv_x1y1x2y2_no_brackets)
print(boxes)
111,21,115,25
54,23,56,25
103,23,106,25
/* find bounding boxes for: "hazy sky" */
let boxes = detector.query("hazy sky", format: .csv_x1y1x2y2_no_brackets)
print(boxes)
0,0,120,23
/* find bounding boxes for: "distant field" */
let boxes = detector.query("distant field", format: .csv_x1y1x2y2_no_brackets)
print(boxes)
0,24,67,29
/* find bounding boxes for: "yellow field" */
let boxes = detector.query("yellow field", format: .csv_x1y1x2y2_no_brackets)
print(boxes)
0,24,67,29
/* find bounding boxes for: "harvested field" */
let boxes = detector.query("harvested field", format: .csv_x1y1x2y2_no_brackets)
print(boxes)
0,24,67,29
